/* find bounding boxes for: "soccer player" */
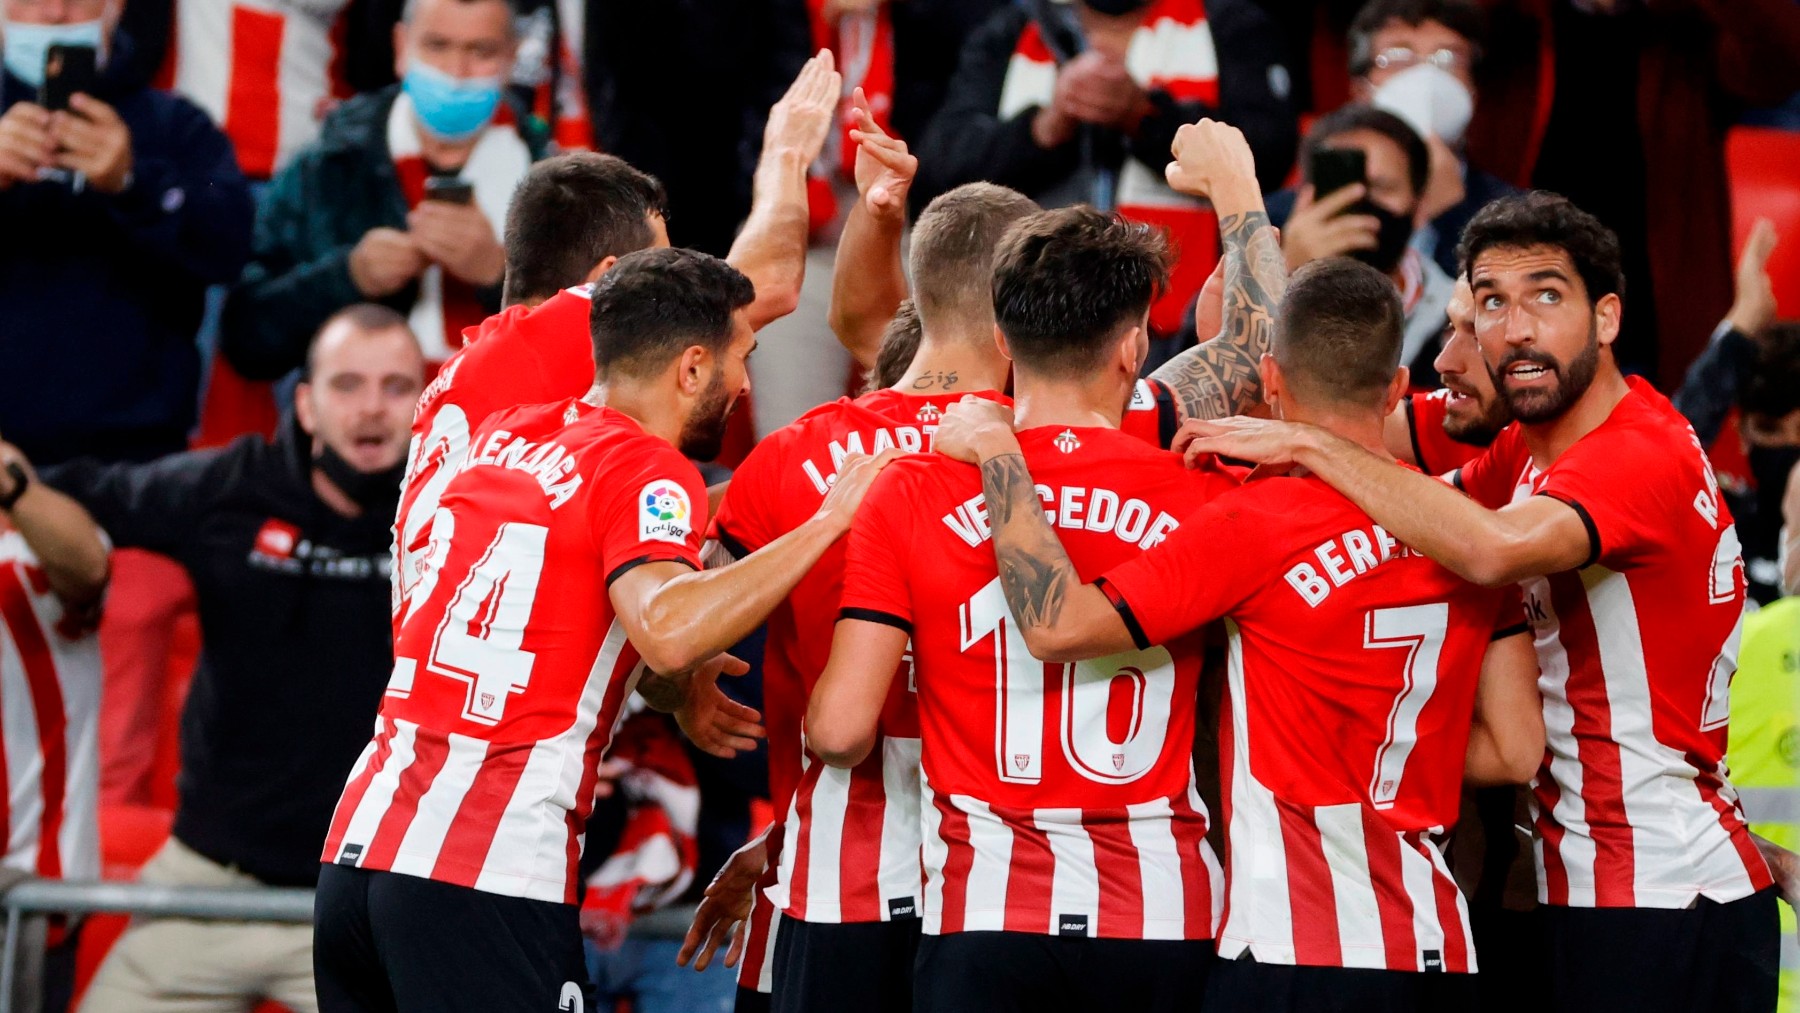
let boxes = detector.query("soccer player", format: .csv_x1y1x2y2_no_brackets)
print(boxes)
1384,274,1512,473
1183,191,1781,1012
312,249,896,1012
929,256,1543,1012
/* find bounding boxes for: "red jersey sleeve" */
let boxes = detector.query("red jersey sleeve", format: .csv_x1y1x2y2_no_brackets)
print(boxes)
1533,428,1667,570
593,441,709,585
1097,487,1277,649
710,428,789,559
839,464,919,632
1450,428,1524,510
1406,391,1487,475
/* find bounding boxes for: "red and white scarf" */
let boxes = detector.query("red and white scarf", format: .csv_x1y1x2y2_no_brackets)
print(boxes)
999,0,1222,332
388,92,533,363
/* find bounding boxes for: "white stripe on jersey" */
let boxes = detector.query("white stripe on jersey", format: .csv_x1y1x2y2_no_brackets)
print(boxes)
388,731,487,878
876,736,923,909
22,584,100,883
1037,808,1099,937
1219,621,1295,962
339,719,420,859
1527,571,1600,906
1126,796,1185,940
959,796,1015,933
1,624,43,866
1317,803,1386,970
1396,834,1448,972
921,771,949,935
802,764,849,915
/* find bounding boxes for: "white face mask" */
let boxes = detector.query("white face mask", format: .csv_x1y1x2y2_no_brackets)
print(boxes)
1372,62,1474,148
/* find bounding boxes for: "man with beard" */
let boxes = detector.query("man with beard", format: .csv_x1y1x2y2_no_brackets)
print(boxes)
1383,273,1512,473
314,249,898,1012
1181,191,1781,1013
45,305,423,1013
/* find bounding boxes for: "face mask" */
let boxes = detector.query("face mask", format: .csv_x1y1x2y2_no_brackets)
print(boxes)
402,59,501,142
1372,62,1473,147
2,18,104,89
315,444,405,511
1352,202,1415,275
1082,0,1153,15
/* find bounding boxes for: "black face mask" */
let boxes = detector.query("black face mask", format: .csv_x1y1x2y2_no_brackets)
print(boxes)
1351,203,1415,276
1750,444,1800,523
315,443,405,512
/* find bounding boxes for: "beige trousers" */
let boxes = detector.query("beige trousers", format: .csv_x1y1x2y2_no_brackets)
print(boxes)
78,838,317,1013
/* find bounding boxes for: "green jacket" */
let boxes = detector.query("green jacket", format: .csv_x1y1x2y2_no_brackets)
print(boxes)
219,85,549,380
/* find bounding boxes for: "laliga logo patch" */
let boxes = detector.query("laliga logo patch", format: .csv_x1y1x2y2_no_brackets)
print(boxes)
1054,429,1081,454
917,402,942,424
639,481,692,544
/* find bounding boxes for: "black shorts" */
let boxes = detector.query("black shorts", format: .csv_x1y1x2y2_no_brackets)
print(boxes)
1202,956,1478,1013
734,986,771,1013
912,932,1214,1013
1537,888,1779,1013
769,916,920,1013
313,863,592,1013
1470,906,1538,1013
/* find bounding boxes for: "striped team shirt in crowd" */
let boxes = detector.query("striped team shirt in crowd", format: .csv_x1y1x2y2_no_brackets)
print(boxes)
840,427,1234,940
1102,466,1524,972
0,532,101,882
1454,377,1772,908
323,399,708,903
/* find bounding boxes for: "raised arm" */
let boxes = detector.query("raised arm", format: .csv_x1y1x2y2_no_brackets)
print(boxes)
726,50,841,331
1464,629,1544,786
1180,418,1591,587
932,400,1137,663
827,89,916,368
1149,120,1286,423
0,442,109,610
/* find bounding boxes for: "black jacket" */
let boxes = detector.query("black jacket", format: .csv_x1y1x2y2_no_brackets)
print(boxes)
46,415,396,886
912,0,1297,209
0,38,252,465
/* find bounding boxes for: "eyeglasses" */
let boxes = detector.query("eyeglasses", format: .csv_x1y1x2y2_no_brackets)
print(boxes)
1371,46,1469,74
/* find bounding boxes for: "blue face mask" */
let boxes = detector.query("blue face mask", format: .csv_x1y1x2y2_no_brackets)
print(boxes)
402,60,501,142
2,18,105,90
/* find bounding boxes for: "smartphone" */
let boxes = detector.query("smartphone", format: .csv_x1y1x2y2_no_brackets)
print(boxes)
1307,147,1367,210
39,44,98,113
423,177,474,205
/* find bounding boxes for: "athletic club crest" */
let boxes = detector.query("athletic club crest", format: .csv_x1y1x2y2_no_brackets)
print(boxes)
1014,753,1030,772
917,402,942,424
1112,753,1125,771
1054,429,1081,454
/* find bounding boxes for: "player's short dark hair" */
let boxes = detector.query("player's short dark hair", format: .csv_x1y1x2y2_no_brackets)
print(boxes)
1348,0,1486,76
909,183,1039,331
864,300,923,394
502,153,668,307
1743,322,1800,424
1457,191,1625,305
1276,258,1405,406
306,303,415,378
991,206,1169,377
1301,104,1429,198
590,248,755,380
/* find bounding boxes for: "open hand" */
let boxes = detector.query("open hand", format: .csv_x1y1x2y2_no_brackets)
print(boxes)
848,87,915,223
815,448,906,533
931,396,1018,465
676,829,771,971
673,653,763,759
1728,218,1779,338
763,49,842,164
1172,415,1316,471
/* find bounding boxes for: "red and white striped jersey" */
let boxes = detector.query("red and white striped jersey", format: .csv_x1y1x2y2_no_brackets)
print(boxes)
0,532,101,882
325,399,708,903
1455,378,1772,909
736,825,783,994
1102,468,1521,972
715,388,1011,925
165,0,351,178
841,426,1237,940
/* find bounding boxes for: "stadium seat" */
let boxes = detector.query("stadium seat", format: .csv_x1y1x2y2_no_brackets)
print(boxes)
1726,126,1800,317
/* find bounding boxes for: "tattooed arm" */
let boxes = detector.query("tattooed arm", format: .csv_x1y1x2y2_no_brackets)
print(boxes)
932,400,1137,662
1149,120,1288,424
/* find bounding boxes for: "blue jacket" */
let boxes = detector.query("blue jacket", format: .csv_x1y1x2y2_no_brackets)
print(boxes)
0,39,252,465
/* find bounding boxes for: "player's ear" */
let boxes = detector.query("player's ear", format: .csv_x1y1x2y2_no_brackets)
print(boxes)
585,255,619,284
1594,292,1622,349
1259,352,1281,408
1116,325,1143,377
294,381,318,435
1384,366,1410,417
993,325,1012,364
676,345,709,396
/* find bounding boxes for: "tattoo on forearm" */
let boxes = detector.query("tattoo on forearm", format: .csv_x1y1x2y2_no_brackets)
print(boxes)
1150,209,1287,422
636,670,688,712
981,454,1081,631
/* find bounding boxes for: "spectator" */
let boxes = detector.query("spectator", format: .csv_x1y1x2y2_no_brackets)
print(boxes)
1265,104,1452,385
1335,0,1515,278
1465,0,1800,386
0,0,253,465
912,0,1295,344
220,0,546,378
582,0,812,255
52,306,423,1013
0,440,108,1013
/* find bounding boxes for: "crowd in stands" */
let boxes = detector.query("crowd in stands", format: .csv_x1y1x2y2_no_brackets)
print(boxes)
0,0,1798,1009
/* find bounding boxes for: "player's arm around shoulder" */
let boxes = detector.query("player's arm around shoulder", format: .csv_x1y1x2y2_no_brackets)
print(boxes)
1464,626,1544,786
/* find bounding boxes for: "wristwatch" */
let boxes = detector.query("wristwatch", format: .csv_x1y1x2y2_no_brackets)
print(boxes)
0,461,29,511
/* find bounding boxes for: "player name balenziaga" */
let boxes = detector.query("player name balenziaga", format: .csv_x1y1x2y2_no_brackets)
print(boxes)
942,485,1181,550
1284,524,1424,607
462,429,584,508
